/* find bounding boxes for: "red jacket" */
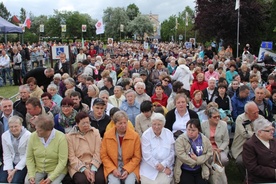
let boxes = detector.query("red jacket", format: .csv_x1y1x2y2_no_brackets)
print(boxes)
151,93,168,107
190,81,208,97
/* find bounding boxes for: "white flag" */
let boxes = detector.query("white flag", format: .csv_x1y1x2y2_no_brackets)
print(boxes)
95,19,104,35
185,12,189,26
235,0,240,10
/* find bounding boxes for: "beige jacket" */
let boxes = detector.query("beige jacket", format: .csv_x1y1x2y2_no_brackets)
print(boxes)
30,86,43,99
231,113,264,159
201,120,229,154
66,126,102,177
174,133,213,183
135,112,156,137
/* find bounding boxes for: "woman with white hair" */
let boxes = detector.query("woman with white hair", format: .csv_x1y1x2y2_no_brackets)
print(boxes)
243,118,276,183
47,84,63,107
171,58,194,91
140,113,175,184
84,84,99,109
64,77,83,99
134,82,151,104
0,116,31,183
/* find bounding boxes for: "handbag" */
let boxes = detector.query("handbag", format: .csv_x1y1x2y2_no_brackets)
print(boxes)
209,150,228,184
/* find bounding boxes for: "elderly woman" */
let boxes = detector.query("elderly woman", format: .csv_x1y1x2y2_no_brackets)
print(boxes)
120,89,140,126
135,100,156,137
190,73,208,97
0,116,31,183
66,111,105,184
150,60,168,85
134,82,151,104
84,84,99,109
100,111,141,184
41,92,60,116
26,115,68,184
165,94,199,139
54,97,78,133
201,107,229,166
243,119,276,183
171,58,194,91
47,84,63,107
106,107,134,132
140,113,175,184
64,77,83,99
174,119,213,184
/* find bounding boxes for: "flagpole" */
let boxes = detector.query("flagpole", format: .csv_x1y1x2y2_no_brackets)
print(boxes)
236,3,240,57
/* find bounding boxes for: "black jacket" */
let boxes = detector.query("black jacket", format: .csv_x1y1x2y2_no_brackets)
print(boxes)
202,87,218,104
89,113,110,138
165,108,199,132
54,61,69,75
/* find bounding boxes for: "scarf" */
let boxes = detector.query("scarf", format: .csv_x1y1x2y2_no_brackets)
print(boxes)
58,109,78,128
192,98,203,108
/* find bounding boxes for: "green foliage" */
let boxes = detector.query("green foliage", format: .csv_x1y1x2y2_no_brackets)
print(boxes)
103,7,129,40
127,15,153,40
0,2,11,20
19,8,26,23
126,3,140,21
161,7,196,42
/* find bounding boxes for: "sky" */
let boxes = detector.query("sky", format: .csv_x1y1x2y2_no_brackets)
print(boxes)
2,0,195,22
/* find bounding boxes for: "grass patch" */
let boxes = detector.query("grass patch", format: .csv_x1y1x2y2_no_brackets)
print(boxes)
0,85,19,100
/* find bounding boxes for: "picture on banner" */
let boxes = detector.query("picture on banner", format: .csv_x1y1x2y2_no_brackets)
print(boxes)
82,24,87,32
108,38,113,46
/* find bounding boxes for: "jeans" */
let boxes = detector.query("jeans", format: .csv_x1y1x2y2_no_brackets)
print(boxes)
0,164,27,184
1,67,12,85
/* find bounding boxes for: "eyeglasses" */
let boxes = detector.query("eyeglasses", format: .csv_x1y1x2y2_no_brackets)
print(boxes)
163,79,170,83
212,115,220,119
41,98,50,101
261,128,275,133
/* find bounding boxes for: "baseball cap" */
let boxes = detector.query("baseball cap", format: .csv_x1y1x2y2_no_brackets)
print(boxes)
139,70,148,76
93,98,105,106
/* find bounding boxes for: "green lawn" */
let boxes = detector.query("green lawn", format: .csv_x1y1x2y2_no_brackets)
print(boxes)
0,85,19,100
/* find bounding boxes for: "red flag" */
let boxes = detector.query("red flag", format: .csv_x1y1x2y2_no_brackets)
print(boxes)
23,16,31,29
12,15,20,23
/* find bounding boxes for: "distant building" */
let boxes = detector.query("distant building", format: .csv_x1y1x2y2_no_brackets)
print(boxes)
144,13,160,39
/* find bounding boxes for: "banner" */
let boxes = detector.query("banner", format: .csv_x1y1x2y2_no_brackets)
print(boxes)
82,24,87,32
258,47,276,61
40,24,44,33
95,19,104,35
61,25,66,32
23,16,31,29
235,0,240,10
185,12,189,26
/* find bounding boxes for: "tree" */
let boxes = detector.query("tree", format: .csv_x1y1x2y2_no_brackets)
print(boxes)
126,3,140,21
195,0,269,54
19,7,26,23
267,0,276,46
103,7,129,40
127,14,153,40
0,2,11,20
161,15,178,41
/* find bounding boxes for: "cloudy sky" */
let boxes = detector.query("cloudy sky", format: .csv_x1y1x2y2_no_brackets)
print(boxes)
2,0,195,22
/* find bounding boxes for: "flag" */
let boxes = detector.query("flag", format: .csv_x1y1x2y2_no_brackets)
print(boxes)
12,15,20,24
235,0,240,10
95,19,104,35
185,12,189,26
23,16,31,29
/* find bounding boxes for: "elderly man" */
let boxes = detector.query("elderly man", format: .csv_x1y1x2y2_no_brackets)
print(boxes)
14,85,31,120
231,101,264,181
252,86,273,121
25,97,53,132
108,86,125,108
0,99,25,131
54,52,69,75
98,90,114,116
243,118,276,183
134,82,151,104
202,77,217,104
